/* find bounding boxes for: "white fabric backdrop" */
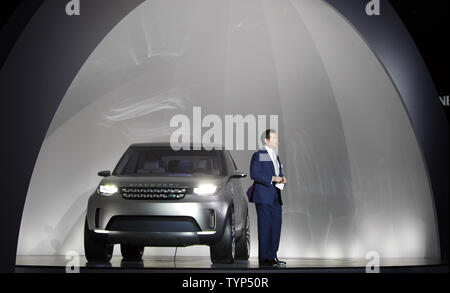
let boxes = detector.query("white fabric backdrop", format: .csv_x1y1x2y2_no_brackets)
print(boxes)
18,0,439,259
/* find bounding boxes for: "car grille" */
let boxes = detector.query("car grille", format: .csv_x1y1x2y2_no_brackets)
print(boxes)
121,187,190,200
106,216,200,232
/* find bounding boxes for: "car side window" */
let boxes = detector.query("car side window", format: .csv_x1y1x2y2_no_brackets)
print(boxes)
225,151,237,174
229,152,237,171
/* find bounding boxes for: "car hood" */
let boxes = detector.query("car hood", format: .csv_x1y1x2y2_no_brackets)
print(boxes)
99,175,229,188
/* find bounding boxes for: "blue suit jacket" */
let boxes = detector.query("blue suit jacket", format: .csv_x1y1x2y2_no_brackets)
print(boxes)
250,148,284,205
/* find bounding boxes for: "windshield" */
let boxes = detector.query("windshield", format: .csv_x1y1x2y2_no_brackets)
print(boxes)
112,147,226,177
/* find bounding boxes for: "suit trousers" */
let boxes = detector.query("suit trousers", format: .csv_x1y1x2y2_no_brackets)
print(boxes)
255,197,282,260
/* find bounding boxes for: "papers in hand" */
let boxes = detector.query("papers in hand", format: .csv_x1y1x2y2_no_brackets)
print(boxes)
275,183,285,190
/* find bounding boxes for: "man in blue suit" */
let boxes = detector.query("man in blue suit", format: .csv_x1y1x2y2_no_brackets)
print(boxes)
250,129,287,267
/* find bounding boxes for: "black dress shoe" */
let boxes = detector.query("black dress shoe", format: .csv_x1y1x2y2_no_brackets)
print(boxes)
274,258,286,265
258,259,279,267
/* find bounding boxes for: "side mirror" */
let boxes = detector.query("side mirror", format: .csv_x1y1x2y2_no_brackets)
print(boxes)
229,171,247,179
97,170,111,177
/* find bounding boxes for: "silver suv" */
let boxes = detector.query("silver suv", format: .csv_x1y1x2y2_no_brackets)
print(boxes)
84,143,249,264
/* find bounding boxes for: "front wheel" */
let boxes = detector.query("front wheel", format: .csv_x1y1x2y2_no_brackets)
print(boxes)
210,209,235,264
121,244,144,260
84,217,113,262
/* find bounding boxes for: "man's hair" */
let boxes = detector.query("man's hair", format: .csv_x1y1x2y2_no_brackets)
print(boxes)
265,129,276,140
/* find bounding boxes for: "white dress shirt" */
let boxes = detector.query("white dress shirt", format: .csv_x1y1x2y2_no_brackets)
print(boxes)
264,145,280,176
264,145,284,190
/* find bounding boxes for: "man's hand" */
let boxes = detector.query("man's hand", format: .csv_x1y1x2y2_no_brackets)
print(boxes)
272,176,283,183
281,176,287,184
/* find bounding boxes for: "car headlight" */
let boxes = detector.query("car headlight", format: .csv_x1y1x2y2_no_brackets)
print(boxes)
97,184,118,196
193,184,218,196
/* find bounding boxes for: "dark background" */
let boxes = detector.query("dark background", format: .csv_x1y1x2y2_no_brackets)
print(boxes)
389,0,449,119
389,0,449,96
0,2,23,28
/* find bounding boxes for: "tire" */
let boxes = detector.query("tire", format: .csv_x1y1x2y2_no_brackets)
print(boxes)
235,212,250,260
210,208,235,264
84,217,113,262
121,244,145,260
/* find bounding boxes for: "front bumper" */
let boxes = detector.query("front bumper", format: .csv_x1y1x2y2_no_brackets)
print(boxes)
86,192,230,246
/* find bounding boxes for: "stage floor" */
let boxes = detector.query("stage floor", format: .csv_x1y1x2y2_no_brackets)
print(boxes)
15,256,446,273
